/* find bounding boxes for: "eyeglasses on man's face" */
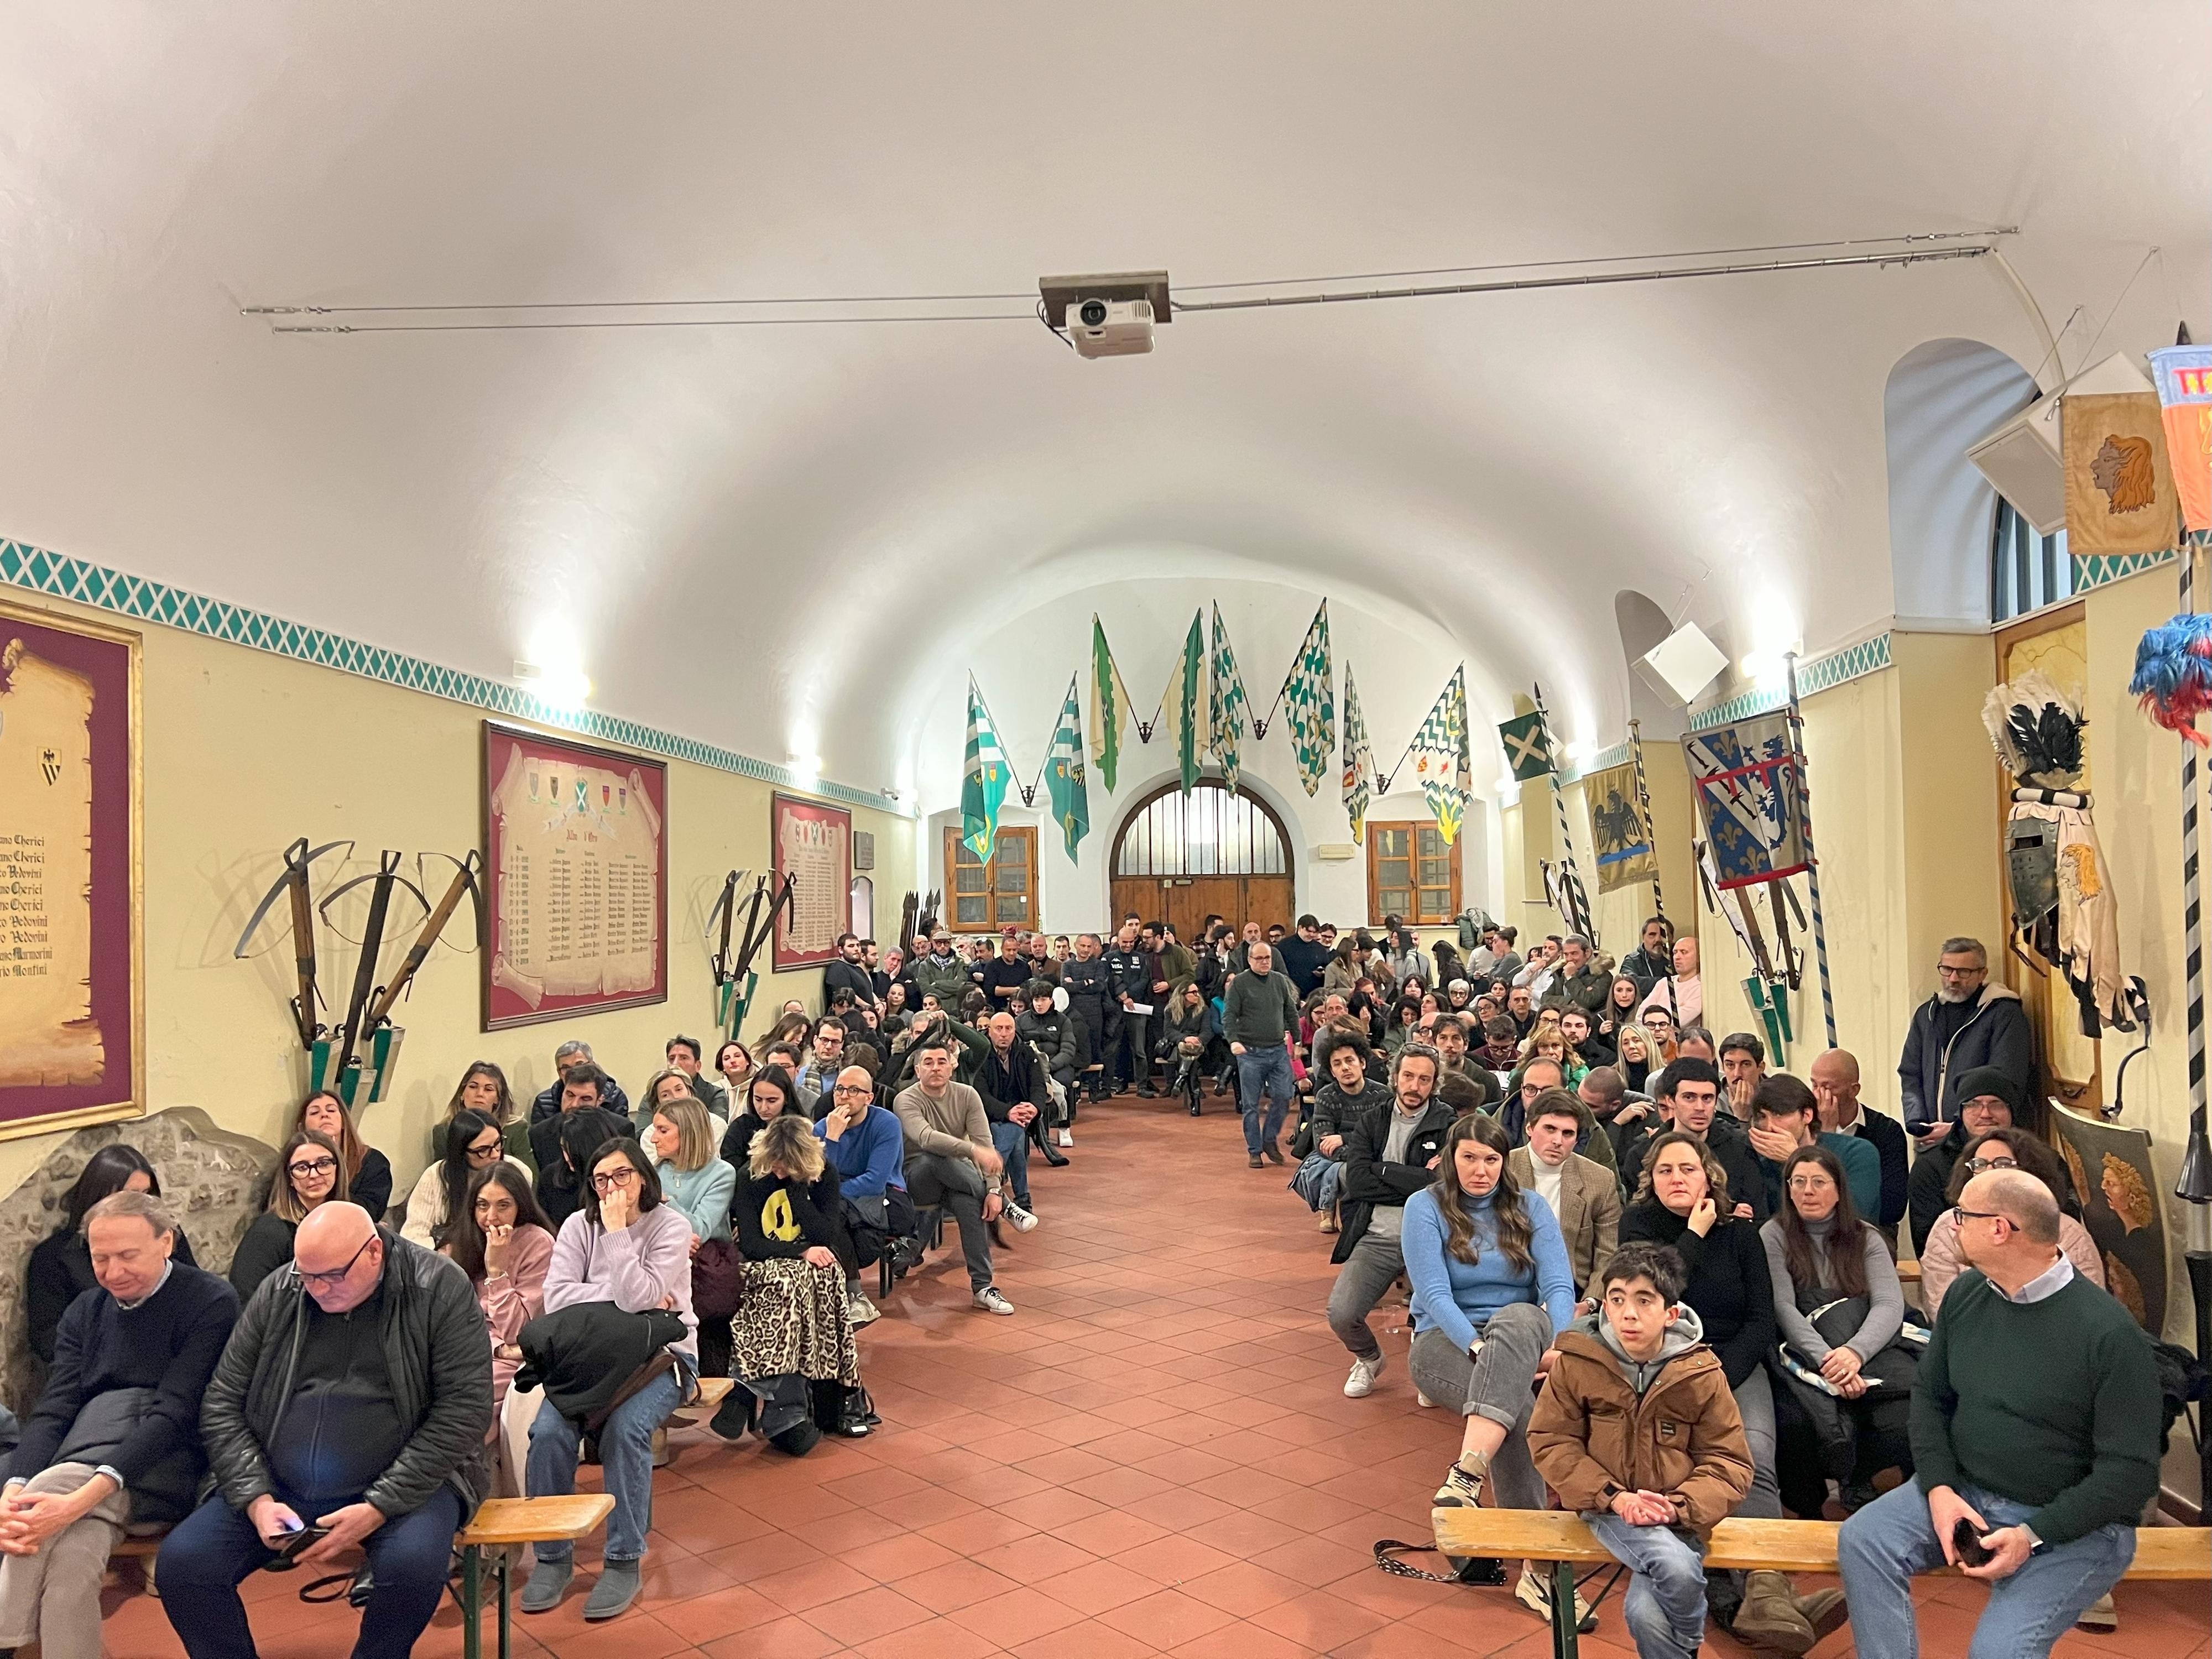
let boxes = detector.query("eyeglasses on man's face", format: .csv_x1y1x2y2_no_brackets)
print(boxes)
299,1236,375,1290
1950,1206,2011,1230
591,1167,639,1192
832,1084,871,1098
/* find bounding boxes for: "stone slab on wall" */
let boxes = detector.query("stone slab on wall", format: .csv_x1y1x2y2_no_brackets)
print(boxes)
0,1108,273,1412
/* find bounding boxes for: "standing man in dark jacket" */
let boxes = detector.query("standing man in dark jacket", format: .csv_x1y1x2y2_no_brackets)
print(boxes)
1327,1045,1452,1397
823,932,881,1015
1060,934,1113,1105
0,1192,237,1659
1103,924,1155,1097
1275,914,1331,999
1896,937,2033,1142
160,1203,492,1659
1616,916,1675,992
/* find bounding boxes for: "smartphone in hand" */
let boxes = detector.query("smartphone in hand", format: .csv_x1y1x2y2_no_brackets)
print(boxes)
1950,1518,1993,1568
268,1522,331,1569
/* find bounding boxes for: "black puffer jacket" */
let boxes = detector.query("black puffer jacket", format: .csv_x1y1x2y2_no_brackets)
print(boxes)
201,1229,493,1525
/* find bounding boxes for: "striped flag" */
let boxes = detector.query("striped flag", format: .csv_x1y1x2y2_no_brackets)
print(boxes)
1209,603,1250,794
1280,601,1335,797
1087,617,1133,792
1342,668,1378,843
961,678,1008,862
1407,665,1472,844
1159,611,1211,795
1044,676,1090,859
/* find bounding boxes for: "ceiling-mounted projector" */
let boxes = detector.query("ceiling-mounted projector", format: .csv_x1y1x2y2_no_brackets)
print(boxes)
1636,623,1730,707
1966,351,2158,536
1039,272,1171,359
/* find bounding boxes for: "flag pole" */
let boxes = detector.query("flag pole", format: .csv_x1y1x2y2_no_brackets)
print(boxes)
1531,682,1596,947
1781,653,1838,1046
1628,718,1666,924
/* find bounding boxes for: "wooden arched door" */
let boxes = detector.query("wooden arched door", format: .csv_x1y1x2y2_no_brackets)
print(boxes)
1109,780,1295,942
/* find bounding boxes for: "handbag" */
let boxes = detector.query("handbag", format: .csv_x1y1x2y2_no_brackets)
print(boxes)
691,1238,748,1321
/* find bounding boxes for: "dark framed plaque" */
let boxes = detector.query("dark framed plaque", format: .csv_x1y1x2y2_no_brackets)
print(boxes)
772,794,852,971
0,598,143,1138
482,722,668,1030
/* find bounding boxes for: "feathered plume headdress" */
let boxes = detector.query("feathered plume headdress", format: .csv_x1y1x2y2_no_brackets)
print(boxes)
2129,613,2212,745
1983,670,2086,790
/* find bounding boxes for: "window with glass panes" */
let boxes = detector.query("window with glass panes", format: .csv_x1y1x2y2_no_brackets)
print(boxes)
944,827,1035,931
1366,821,1460,925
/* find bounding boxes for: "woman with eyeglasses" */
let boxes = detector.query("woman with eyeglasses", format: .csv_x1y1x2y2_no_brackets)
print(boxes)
1761,1144,1914,1517
525,1138,693,1622
294,1090,392,1223
25,1145,202,1363
1916,1128,2103,1319
442,1061,531,1169
400,1109,530,1250
229,1130,349,1301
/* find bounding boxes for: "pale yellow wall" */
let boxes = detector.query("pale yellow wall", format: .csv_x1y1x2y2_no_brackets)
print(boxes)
0,592,912,1207
1893,633,2005,986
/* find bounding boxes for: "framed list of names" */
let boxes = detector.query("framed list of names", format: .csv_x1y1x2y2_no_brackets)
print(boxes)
772,794,851,971
482,722,668,1030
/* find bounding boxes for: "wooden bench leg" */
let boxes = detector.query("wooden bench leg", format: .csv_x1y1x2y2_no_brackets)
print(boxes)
1550,1559,1578,1659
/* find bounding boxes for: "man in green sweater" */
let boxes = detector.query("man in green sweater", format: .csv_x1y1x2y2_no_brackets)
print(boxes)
1837,1167,2159,1658
1223,941,1301,1169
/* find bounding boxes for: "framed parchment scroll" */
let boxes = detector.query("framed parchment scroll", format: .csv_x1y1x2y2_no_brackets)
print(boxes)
772,794,852,971
482,722,667,1030
0,599,142,1138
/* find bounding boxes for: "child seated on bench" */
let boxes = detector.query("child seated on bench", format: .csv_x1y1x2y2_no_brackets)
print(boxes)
1526,1243,1757,1659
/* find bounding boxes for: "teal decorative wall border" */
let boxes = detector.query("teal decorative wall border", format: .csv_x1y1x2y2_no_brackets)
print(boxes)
1686,632,1893,733
0,539,909,816
2073,546,2179,591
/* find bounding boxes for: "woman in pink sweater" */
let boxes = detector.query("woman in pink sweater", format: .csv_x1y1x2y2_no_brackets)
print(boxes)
1917,1127,2104,1319
448,1164,557,1418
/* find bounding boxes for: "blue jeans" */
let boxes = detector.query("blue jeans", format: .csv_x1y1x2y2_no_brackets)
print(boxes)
1237,1044,1295,1155
1837,1478,2136,1659
1584,1513,1708,1659
527,1366,685,1563
159,1484,463,1659
990,1119,1033,1207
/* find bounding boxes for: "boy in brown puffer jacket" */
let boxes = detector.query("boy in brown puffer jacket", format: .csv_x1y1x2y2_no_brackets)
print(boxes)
1527,1243,1762,1659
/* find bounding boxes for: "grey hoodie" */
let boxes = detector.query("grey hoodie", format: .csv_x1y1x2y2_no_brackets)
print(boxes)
1578,1303,1708,1396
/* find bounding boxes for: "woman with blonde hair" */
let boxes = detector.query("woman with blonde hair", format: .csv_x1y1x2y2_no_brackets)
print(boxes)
443,1061,530,1165
729,1115,866,1453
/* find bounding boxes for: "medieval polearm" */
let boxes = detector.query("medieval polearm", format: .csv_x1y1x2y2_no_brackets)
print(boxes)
232,837,354,1049
1531,682,1596,947
1781,653,1838,1046
1628,719,1666,924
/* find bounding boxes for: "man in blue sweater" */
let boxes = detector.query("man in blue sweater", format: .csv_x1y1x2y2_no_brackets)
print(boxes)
1838,1168,2160,1658
816,1065,911,1326
0,1190,238,1659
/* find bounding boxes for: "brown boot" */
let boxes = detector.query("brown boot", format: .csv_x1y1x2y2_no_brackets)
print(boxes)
1730,1571,1815,1655
1794,1587,1848,1642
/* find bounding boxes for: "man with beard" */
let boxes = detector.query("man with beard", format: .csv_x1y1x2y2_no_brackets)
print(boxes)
1897,937,2032,1145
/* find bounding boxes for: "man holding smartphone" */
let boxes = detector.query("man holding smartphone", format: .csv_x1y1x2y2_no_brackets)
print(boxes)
159,1202,493,1659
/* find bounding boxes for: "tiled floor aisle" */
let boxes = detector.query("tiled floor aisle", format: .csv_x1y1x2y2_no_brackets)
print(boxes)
106,1091,2208,1658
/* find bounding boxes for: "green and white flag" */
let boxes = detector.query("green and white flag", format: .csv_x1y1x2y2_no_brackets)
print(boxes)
1342,667,1378,843
1279,601,1335,797
961,677,1009,862
1087,616,1134,792
1158,611,1210,795
1406,664,1472,844
1044,675,1090,859
1208,603,1250,795
1498,710,1553,781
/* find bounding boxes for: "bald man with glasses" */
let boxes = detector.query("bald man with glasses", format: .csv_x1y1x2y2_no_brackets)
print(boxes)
160,1202,493,1659
1838,1169,2160,1659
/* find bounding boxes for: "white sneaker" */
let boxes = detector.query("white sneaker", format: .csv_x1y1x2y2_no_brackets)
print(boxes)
1344,1355,1385,1397
846,1292,880,1327
1001,1196,1040,1232
973,1286,1015,1316
1056,1129,1074,1147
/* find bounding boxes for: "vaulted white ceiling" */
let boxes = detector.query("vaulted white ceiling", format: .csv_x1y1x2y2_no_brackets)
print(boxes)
1,4,2203,808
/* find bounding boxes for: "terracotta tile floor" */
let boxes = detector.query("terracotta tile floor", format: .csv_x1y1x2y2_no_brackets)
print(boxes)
102,1092,2209,1658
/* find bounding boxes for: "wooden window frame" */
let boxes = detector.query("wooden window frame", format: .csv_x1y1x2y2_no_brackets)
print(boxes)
1365,820,1462,927
943,826,1037,933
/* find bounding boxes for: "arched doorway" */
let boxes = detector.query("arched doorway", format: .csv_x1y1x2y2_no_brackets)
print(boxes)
1110,780,1296,943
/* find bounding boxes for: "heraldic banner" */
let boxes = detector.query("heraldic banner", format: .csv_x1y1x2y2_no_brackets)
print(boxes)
1585,761,1657,893
1682,715,1808,892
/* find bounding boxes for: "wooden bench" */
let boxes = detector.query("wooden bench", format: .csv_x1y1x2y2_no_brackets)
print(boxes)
457,1494,615,1659
1433,1507,2211,1658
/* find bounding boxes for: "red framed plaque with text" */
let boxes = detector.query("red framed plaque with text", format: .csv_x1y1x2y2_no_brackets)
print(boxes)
482,722,667,1030
771,794,852,972
0,599,143,1139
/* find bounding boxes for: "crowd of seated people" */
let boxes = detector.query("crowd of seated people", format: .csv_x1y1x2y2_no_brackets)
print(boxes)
1284,920,2162,1658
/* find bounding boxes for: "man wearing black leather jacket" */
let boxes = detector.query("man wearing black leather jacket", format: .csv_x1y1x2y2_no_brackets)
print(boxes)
1103,924,1155,1095
1060,934,1112,1104
159,1203,491,1659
